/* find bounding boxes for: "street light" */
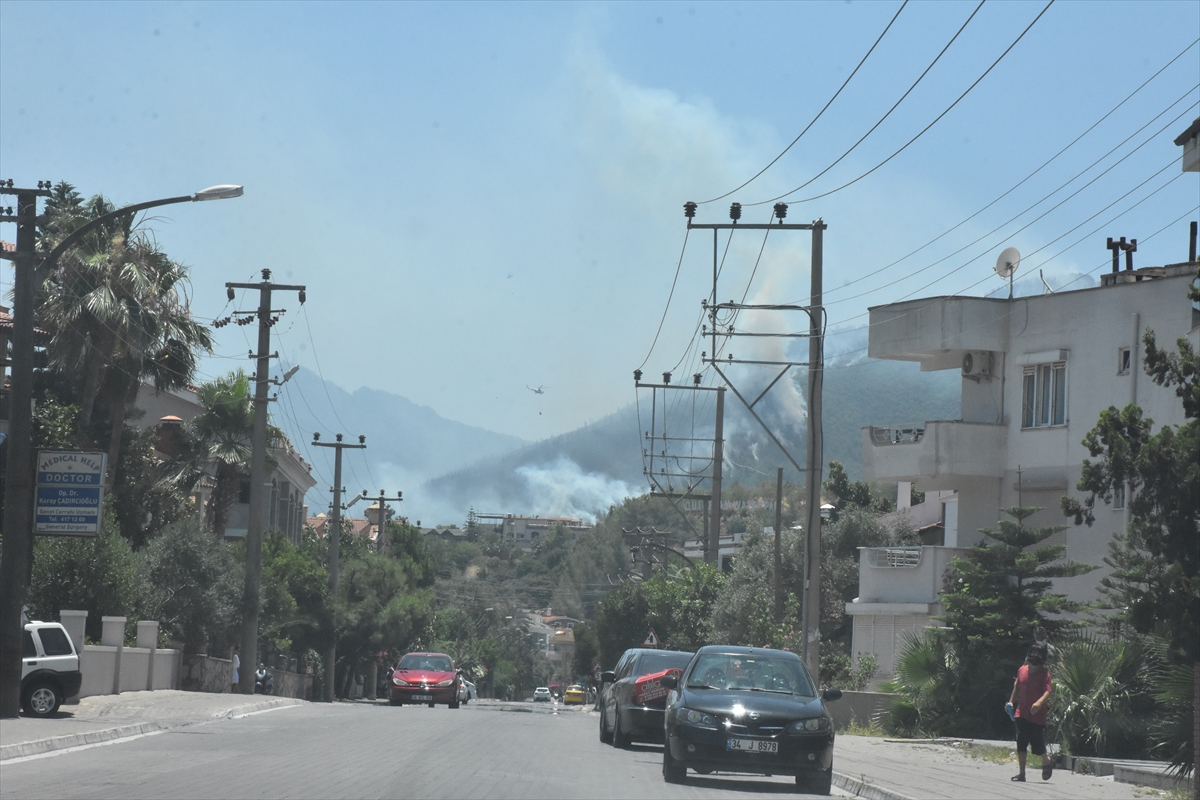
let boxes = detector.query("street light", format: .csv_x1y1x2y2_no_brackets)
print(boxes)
0,183,242,718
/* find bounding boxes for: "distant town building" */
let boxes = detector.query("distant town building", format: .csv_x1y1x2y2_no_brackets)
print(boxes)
474,513,591,551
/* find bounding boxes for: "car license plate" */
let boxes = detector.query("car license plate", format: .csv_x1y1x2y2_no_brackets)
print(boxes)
726,737,777,754
413,694,433,701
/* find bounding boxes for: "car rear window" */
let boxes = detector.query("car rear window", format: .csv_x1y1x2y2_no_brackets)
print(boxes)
635,651,692,677
38,627,74,656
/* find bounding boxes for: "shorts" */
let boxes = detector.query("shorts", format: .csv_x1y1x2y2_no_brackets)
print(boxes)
1014,717,1046,756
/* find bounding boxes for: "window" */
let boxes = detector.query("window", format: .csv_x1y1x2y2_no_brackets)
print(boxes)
1113,482,1126,510
1022,362,1066,428
37,627,74,656
1117,347,1132,375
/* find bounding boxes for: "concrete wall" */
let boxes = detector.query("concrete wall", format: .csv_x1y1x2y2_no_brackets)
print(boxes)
180,655,311,699
78,647,182,697
828,691,894,732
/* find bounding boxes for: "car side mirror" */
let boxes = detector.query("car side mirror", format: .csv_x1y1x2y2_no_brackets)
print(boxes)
601,671,616,683
822,687,843,702
659,674,678,690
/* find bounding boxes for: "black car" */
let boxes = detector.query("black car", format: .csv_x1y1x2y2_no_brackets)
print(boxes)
661,645,842,794
599,647,694,747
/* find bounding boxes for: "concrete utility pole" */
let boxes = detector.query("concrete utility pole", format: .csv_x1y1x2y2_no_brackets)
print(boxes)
312,433,365,702
0,183,49,718
226,269,305,694
708,387,724,566
774,467,784,624
359,490,403,554
802,223,824,678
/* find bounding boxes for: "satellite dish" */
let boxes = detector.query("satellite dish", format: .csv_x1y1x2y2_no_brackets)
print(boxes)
995,247,1021,279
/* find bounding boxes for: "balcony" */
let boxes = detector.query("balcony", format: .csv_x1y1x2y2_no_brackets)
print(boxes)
861,420,1005,484
852,545,970,606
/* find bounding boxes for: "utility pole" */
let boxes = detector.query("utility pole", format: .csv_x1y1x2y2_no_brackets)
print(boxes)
225,269,305,694
802,222,824,678
709,386,724,566
0,182,50,718
359,489,403,554
774,467,784,624
312,433,365,702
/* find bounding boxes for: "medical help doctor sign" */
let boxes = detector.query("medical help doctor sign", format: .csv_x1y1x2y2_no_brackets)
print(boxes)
35,451,106,535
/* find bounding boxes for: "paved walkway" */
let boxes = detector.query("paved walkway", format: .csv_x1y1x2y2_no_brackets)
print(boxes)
834,734,1161,800
0,691,303,760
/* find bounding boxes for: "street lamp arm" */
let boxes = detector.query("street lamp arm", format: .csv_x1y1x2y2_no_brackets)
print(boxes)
36,186,242,280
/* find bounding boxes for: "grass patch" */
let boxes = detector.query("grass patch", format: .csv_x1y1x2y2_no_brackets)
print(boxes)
967,744,1017,764
841,717,887,737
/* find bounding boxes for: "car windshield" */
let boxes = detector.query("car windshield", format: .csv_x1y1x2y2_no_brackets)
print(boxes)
686,654,815,696
398,655,452,672
635,651,693,677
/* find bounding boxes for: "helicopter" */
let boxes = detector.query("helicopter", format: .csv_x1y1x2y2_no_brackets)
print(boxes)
527,385,546,395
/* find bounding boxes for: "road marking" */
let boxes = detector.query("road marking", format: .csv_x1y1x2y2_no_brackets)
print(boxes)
229,703,305,719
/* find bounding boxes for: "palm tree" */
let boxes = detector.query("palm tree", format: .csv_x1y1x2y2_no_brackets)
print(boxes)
170,370,281,539
35,182,213,482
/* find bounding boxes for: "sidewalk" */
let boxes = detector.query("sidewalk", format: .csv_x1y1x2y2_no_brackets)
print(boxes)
0,690,305,761
833,735,1168,800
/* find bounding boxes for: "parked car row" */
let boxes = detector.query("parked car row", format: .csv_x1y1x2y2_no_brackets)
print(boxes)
598,645,842,795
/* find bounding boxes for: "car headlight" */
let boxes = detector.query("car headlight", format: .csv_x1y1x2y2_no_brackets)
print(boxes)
676,707,718,729
787,717,830,733
435,678,455,687
393,677,405,686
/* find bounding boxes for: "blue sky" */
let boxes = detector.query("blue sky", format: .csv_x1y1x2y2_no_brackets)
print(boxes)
3,0,1198,459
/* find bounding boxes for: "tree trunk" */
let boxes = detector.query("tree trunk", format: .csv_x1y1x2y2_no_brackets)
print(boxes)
1192,659,1198,800
76,327,115,440
209,462,241,540
103,375,139,489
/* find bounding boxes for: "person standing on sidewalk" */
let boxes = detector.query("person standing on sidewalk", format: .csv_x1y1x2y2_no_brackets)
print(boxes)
231,645,241,693
1008,643,1053,782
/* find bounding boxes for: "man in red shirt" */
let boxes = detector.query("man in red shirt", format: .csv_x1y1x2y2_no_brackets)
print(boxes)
1008,643,1053,781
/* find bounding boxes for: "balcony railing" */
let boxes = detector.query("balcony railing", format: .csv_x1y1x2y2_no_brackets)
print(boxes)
864,546,923,568
868,425,925,445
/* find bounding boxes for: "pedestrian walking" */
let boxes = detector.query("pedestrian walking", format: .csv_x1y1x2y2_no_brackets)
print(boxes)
1007,642,1053,782
231,645,241,693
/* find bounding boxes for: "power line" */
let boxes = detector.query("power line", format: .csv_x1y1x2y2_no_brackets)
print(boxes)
749,0,1056,208
698,0,909,205
821,40,1200,299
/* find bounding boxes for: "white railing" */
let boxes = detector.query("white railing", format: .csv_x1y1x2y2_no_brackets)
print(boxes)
868,425,925,445
864,546,923,568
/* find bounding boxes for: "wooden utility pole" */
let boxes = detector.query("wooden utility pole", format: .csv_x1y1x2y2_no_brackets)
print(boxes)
359,489,403,554
708,387,725,566
312,433,365,701
226,270,305,694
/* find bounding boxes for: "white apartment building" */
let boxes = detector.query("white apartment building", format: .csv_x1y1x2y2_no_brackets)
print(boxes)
848,252,1197,675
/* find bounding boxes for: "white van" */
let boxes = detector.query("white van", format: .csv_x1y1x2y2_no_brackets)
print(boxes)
22,621,83,716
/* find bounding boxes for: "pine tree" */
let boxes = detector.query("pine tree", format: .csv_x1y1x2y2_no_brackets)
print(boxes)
938,506,1094,737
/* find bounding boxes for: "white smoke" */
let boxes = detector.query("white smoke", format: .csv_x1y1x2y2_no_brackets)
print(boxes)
516,457,636,523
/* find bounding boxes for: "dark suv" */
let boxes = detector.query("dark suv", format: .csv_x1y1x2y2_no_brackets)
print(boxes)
599,647,694,747
22,622,82,717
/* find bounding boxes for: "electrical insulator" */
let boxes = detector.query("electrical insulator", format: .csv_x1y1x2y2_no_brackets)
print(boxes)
729,202,741,222
358,435,366,444
773,202,788,221
298,289,306,304
662,371,671,385
633,369,643,383
683,201,697,219
227,287,235,301
693,374,701,386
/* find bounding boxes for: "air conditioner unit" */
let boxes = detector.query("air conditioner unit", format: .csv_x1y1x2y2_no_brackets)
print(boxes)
962,351,993,379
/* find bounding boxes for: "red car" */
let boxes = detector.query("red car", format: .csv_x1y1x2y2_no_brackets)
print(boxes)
389,652,461,708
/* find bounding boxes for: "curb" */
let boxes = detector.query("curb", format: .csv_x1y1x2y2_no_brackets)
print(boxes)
833,771,917,800
0,722,166,761
0,697,304,762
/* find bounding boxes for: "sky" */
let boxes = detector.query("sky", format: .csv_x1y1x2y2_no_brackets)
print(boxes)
3,1,1198,460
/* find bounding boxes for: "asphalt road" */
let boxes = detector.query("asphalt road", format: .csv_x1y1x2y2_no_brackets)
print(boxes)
1,702,848,799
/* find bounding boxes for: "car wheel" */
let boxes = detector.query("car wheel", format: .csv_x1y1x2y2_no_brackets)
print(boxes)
797,764,833,796
662,741,686,784
611,706,628,748
23,681,62,717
